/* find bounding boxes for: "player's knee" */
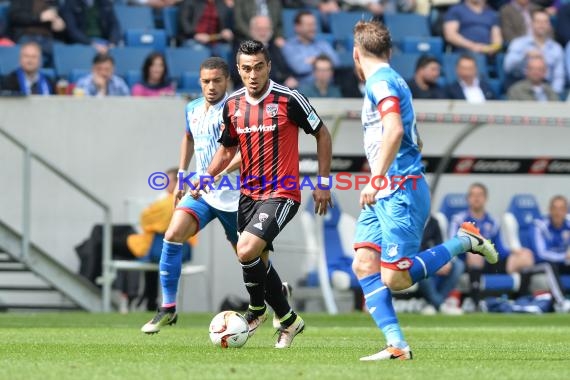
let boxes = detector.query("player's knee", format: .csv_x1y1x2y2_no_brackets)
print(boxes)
352,252,377,279
236,240,259,262
164,226,190,243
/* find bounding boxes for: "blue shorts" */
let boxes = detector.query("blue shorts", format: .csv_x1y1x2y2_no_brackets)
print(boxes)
177,196,238,246
354,175,430,267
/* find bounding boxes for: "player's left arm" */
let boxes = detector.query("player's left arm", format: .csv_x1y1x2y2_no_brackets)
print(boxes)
360,96,404,209
288,90,333,215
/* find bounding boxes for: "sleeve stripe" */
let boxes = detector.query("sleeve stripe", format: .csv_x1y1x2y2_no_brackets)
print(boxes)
290,89,311,114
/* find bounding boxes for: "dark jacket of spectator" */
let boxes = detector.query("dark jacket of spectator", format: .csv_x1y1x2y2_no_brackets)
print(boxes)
1,69,54,95
234,0,283,42
445,79,496,100
60,0,121,45
8,0,58,41
555,3,570,47
179,0,232,40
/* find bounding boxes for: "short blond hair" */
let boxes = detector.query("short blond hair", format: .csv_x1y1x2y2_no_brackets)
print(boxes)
353,20,392,59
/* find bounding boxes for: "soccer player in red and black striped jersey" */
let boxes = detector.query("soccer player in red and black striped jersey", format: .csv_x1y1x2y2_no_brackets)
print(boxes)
192,40,333,348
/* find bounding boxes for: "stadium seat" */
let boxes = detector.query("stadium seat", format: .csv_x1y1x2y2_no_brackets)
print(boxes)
502,194,542,252
389,52,421,81
0,46,20,75
180,71,201,96
400,36,444,60
282,8,322,39
435,193,468,239
109,46,152,78
69,68,89,83
114,4,155,31
166,46,211,79
124,29,167,51
384,13,431,46
442,52,489,82
53,44,97,80
162,6,179,45
329,11,372,49
299,193,359,313
0,2,9,36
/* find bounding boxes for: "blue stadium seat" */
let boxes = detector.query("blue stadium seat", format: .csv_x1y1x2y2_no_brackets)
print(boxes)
125,70,142,88
114,4,155,30
0,46,20,75
109,46,152,77
69,68,90,83
442,52,489,82
389,52,421,81
124,29,167,51
40,68,56,80
53,44,96,80
166,46,211,79
384,13,431,46
0,2,9,36
303,193,359,291
282,8,322,39
329,11,372,49
401,36,444,60
502,194,542,252
180,71,201,96
162,6,179,44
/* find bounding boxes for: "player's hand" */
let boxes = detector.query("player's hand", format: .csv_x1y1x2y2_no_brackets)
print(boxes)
174,189,185,207
313,188,333,216
188,177,212,199
359,183,378,209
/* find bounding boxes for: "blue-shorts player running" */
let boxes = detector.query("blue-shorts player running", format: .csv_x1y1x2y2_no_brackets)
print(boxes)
141,57,241,334
351,21,499,361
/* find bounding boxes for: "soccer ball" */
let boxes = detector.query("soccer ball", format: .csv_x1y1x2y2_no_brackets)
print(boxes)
209,311,249,348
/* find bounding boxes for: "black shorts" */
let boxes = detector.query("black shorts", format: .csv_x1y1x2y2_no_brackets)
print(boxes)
238,194,300,251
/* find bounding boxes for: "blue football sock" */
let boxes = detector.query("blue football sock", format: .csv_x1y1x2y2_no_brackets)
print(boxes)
359,273,407,348
159,240,183,307
409,244,453,284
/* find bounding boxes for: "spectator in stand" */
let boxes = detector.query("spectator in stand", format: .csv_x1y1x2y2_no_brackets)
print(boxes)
131,52,175,97
504,9,565,94
555,3,570,47
529,195,570,313
233,0,284,46
248,15,297,88
449,183,534,310
445,54,496,102
406,55,446,99
60,0,121,54
443,0,502,56
8,0,66,66
1,41,54,95
127,0,183,8
342,0,416,22
299,54,342,98
507,55,559,101
281,10,339,85
179,0,233,56
74,53,130,97
499,0,540,45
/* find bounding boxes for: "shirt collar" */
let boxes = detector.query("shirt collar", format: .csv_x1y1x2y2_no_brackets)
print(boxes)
245,80,274,105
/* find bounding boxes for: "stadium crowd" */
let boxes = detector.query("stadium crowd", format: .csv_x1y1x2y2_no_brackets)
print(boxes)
1,0,570,100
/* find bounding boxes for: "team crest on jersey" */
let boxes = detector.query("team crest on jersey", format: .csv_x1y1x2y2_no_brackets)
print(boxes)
265,104,278,117
387,243,399,257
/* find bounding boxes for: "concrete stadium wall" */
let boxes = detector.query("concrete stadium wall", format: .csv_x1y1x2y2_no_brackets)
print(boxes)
1,97,569,312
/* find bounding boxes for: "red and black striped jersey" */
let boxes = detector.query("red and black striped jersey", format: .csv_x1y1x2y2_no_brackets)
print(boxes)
219,80,323,202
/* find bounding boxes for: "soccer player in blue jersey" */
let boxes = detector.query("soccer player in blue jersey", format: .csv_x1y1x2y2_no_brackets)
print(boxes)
351,20,500,361
141,57,242,333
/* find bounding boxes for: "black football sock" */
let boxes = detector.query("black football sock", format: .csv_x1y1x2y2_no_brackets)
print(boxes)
265,261,293,320
241,257,267,315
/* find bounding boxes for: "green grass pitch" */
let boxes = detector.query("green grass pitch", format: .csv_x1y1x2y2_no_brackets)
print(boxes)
1,312,569,380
